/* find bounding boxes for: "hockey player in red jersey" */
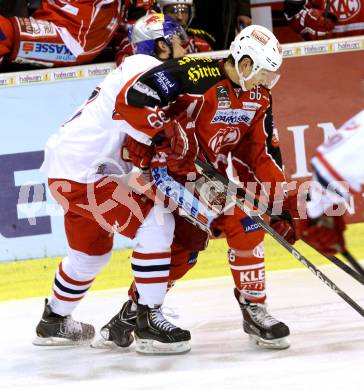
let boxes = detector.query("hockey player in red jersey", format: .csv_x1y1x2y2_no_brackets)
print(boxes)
0,0,123,67
101,25,293,351
294,110,364,255
33,14,194,354
284,0,364,40
115,0,214,65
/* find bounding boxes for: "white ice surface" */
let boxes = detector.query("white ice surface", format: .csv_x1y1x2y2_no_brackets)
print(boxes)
1,265,363,390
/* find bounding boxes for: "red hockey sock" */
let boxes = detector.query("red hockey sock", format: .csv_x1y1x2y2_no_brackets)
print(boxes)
228,249,267,304
0,15,14,56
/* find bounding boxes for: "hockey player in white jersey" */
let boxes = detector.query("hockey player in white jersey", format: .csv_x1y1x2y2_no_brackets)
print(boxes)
293,110,364,255
98,24,291,352
33,14,194,354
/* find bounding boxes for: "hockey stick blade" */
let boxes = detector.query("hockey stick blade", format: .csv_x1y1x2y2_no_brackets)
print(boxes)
195,159,364,317
195,158,364,285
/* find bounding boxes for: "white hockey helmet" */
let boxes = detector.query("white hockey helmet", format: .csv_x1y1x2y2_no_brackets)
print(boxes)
156,0,195,27
129,13,188,55
230,25,283,90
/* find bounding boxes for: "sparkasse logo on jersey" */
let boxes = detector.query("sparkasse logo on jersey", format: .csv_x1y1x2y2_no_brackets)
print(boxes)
151,167,211,228
211,109,256,125
19,42,76,62
22,42,34,53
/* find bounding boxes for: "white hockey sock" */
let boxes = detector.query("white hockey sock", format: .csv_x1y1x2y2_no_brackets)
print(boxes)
49,248,111,316
132,204,175,307
132,250,171,307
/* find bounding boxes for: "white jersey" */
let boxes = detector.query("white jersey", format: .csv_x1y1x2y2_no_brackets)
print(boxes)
307,110,364,218
41,54,161,183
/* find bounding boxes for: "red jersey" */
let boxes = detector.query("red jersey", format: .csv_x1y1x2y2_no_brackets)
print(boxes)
113,57,286,200
326,0,364,37
286,0,364,38
32,0,122,58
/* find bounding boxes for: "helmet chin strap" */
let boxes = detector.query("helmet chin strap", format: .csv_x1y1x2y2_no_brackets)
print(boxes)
235,61,255,91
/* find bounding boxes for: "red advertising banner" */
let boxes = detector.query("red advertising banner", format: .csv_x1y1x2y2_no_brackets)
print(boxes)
274,49,364,221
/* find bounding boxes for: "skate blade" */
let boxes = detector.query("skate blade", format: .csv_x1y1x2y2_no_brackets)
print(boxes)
90,337,133,350
32,336,92,347
135,337,191,355
248,334,290,350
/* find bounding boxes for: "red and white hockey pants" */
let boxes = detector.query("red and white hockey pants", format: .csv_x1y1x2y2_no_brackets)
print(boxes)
47,177,175,315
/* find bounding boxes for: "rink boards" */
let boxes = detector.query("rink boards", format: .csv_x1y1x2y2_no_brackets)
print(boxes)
0,36,364,261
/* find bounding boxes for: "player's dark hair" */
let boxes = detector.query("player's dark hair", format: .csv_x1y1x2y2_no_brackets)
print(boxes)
154,38,166,57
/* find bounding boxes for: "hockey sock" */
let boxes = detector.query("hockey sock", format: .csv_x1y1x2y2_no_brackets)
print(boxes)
131,204,175,307
132,250,171,307
128,277,175,305
49,250,111,316
228,247,266,304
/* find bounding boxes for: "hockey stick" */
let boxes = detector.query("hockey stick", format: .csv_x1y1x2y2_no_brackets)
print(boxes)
327,254,364,285
195,159,364,285
324,0,331,18
341,249,364,278
195,158,364,317
194,158,364,284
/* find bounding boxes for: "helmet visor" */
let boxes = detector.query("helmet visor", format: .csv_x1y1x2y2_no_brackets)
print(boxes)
163,4,192,28
164,4,191,16
253,68,281,89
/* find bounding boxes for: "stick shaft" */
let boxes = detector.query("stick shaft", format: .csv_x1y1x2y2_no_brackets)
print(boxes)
195,159,363,283
196,159,364,317
342,249,364,277
324,0,331,17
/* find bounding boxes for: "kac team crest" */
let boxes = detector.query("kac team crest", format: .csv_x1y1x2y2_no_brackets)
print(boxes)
208,127,240,154
331,0,361,21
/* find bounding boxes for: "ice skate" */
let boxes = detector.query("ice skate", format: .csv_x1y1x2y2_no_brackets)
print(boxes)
91,299,136,349
33,299,95,346
234,289,290,350
134,304,191,355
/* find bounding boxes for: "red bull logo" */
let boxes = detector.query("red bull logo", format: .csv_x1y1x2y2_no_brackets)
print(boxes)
144,14,164,26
